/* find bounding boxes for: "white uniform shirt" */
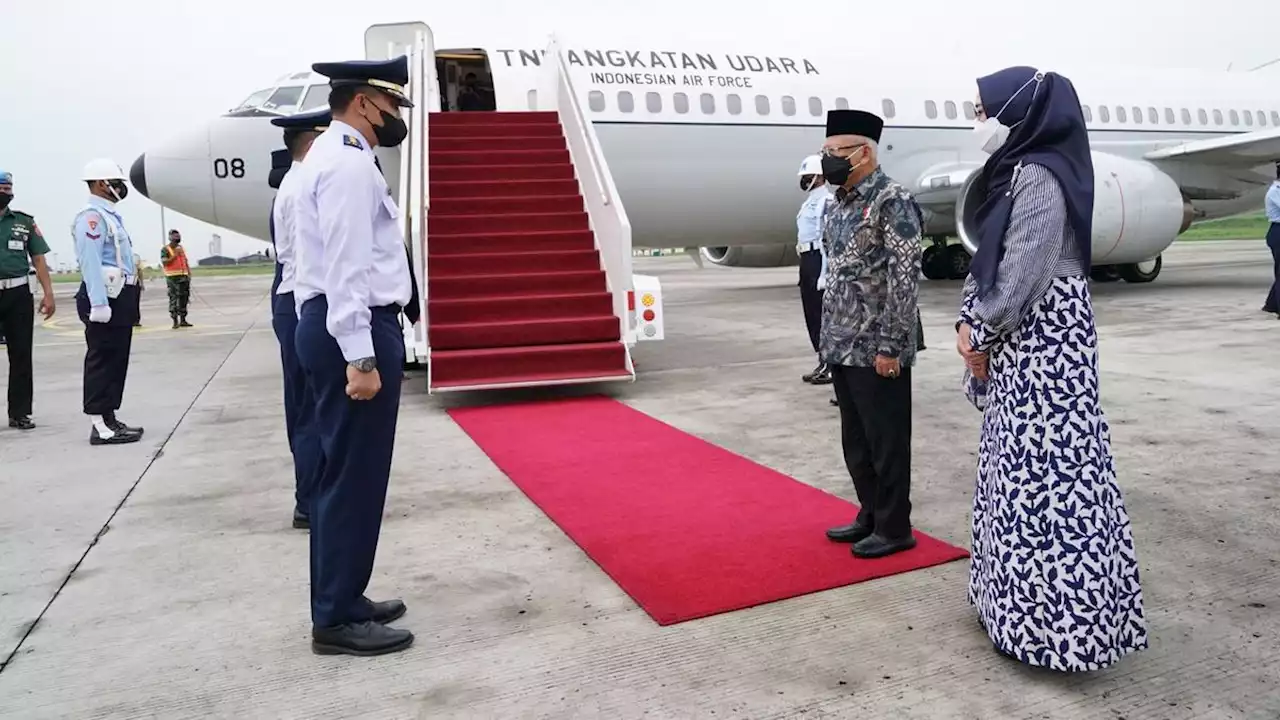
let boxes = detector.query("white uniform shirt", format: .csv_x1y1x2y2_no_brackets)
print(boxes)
292,119,412,361
271,161,304,296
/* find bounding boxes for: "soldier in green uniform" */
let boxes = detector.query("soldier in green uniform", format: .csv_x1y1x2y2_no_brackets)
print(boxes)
0,170,56,430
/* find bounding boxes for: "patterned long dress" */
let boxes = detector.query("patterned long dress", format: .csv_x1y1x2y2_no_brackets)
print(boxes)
958,163,1148,672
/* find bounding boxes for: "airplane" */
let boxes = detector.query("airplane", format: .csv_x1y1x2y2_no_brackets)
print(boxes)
129,28,1280,285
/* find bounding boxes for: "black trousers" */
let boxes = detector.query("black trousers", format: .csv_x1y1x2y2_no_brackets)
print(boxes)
830,364,913,539
1265,223,1280,312
76,283,139,416
799,249,823,353
0,283,34,419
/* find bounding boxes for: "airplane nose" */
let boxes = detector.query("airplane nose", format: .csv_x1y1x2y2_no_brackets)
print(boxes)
129,154,149,198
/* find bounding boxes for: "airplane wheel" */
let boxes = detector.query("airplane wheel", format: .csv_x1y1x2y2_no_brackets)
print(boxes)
1090,266,1121,282
921,245,948,280
1119,255,1162,283
945,243,971,280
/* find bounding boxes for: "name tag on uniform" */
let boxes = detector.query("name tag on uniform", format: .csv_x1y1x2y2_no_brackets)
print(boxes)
7,240,23,251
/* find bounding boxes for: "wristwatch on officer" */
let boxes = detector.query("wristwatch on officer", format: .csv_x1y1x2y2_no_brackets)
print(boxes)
348,357,376,373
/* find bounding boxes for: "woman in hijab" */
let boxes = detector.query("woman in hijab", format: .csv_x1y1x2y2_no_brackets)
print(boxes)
955,66,1148,672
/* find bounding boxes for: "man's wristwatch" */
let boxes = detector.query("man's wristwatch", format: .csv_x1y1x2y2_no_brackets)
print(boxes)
348,357,376,373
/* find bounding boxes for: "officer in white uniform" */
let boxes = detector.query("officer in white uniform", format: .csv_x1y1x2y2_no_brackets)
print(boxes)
268,108,330,531
796,154,833,386
291,56,414,657
73,159,144,445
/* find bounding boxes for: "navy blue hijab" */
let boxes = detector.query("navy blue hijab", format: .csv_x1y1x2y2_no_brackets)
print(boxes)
970,66,1094,298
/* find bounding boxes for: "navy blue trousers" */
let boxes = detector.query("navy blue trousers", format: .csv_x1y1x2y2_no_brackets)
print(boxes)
296,296,404,628
271,292,322,516
1264,223,1280,313
76,283,139,416
799,249,824,353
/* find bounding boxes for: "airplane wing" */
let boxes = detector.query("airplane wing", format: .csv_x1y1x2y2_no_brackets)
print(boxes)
1144,127,1280,166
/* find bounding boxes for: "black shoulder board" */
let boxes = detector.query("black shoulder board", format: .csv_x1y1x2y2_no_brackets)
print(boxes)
343,134,363,150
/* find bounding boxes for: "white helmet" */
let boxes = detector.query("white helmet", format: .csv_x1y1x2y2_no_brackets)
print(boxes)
81,158,127,182
797,154,823,177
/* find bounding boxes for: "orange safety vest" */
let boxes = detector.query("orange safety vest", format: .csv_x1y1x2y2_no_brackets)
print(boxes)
161,244,190,276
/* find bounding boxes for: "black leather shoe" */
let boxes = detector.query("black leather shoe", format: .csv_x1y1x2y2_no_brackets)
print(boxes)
852,533,917,559
8,416,35,430
810,366,833,385
312,620,413,656
105,413,143,436
292,509,310,530
362,597,407,625
826,522,873,543
89,426,141,445
179,317,193,328
829,397,839,407
802,363,825,383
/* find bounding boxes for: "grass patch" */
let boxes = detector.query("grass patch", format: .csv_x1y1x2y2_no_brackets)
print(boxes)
1178,213,1271,242
50,263,275,284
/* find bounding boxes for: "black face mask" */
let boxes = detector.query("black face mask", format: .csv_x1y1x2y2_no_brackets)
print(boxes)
799,176,820,192
372,107,408,148
0,193,11,211
106,180,128,202
821,154,853,187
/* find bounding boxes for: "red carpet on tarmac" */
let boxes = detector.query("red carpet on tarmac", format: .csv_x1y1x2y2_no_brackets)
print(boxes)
448,396,969,625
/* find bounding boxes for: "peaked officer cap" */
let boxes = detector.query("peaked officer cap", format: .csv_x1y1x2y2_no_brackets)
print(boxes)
312,56,414,108
825,110,884,143
270,108,332,131
0,171,12,185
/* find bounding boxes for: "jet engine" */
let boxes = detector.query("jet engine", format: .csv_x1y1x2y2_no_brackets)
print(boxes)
956,152,1193,282
700,244,800,268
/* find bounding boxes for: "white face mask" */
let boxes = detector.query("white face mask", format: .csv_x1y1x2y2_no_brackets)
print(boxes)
973,118,1011,154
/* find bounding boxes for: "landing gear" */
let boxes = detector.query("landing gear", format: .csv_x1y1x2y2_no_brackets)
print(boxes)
1090,266,1122,283
1119,255,1162,284
921,237,971,281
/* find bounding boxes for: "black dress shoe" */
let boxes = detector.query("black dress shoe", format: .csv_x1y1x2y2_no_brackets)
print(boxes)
852,533,917,559
802,362,825,383
312,620,414,656
829,397,839,407
89,426,141,445
292,509,310,530
105,413,143,436
810,365,833,385
8,416,35,430
362,597,407,625
826,522,873,543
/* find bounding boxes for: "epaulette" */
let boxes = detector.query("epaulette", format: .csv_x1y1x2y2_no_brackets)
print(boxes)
343,134,364,150
8,209,33,220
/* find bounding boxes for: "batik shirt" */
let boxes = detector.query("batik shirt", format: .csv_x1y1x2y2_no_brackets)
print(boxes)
819,167,923,368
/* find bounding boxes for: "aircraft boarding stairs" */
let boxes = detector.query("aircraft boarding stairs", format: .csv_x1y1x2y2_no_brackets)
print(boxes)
372,24,659,394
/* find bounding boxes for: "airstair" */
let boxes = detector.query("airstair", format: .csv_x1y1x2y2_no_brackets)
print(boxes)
366,23,661,394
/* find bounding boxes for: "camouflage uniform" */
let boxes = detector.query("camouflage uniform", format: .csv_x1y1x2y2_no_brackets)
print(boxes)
819,167,923,367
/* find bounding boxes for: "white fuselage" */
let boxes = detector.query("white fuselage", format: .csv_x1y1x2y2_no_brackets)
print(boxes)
131,34,1279,269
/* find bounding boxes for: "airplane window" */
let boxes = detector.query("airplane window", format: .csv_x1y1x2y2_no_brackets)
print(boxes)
700,93,715,114
1272,111,1280,126
1198,109,1209,125
1181,109,1192,124
645,92,662,113
727,94,742,115
1148,108,1159,124
809,97,823,117
263,86,304,111
1082,105,1092,122
674,92,689,114
962,101,975,120
1229,109,1239,125
835,97,849,110
618,91,635,113
234,88,273,110
1213,109,1223,125
925,100,937,119
1243,110,1253,127
527,90,538,110
588,90,605,112
1116,106,1127,123
781,96,796,116
299,85,330,111
944,101,957,120
755,95,770,114
1132,108,1142,124
882,99,896,118
1163,108,1175,124
1260,111,1269,127
1099,106,1110,123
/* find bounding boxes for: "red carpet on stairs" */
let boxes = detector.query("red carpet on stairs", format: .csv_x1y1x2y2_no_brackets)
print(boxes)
448,396,970,625
428,111,632,390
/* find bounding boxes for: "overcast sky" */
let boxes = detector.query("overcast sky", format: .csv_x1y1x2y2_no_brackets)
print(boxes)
2,0,1275,267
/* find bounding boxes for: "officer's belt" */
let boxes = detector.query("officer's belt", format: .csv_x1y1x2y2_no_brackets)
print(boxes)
0,275,29,290
797,241,822,253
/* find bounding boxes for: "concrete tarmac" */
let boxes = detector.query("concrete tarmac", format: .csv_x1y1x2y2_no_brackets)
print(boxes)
1,240,1278,719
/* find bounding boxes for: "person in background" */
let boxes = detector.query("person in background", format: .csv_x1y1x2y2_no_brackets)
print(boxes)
818,109,923,560
132,251,144,327
73,159,144,445
1262,162,1280,316
0,170,56,430
160,229,192,328
795,154,833,386
957,66,1147,671
291,56,415,657
268,107,331,531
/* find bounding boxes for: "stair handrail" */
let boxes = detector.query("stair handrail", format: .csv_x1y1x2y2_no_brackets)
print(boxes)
417,29,435,362
546,34,635,359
